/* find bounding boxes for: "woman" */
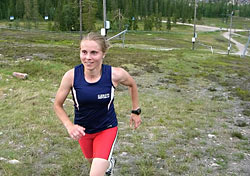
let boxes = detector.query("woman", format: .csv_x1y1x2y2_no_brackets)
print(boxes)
54,32,142,176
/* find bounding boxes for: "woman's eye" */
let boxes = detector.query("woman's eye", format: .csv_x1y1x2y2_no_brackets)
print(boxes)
91,51,97,55
82,50,87,54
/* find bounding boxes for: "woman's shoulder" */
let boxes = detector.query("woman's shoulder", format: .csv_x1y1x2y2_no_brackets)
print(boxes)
62,68,74,86
112,66,126,75
64,68,74,77
112,67,128,83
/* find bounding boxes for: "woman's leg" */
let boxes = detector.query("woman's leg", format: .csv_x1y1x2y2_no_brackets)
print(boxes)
92,127,118,161
89,158,109,176
79,127,118,175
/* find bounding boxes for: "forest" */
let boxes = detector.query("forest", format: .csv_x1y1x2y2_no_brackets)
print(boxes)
0,0,250,31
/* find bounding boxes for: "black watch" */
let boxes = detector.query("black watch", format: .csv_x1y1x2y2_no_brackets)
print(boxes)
131,108,141,115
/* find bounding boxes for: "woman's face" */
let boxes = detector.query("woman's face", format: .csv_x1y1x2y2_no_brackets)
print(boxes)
80,40,105,71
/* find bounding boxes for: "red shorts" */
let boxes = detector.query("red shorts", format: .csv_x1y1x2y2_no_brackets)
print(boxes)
78,127,118,161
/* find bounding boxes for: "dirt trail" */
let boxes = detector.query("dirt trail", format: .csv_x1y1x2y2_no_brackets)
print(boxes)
183,23,249,56
222,31,247,55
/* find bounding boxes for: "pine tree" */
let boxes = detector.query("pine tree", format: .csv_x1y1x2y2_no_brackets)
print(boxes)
16,0,24,19
144,15,153,31
82,0,98,32
24,0,32,29
155,13,162,31
132,17,139,31
33,0,41,29
0,1,8,19
167,16,171,31
9,0,16,18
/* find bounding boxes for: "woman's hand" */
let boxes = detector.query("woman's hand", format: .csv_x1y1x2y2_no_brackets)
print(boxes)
130,114,142,129
66,124,86,140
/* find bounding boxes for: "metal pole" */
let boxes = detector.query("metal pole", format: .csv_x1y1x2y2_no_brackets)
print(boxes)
228,11,233,55
242,32,250,58
119,8,121,32
192,0,197,50
103,0,107,36
79,0,83,40
107,29,127,41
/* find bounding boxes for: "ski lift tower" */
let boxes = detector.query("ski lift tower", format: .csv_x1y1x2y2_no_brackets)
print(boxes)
227,11,233,55
101,0,110,37
192,0,197,50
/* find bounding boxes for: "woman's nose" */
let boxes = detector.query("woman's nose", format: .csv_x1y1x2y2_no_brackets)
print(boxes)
85,53,91,59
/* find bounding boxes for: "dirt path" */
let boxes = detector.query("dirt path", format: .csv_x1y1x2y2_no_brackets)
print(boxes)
222,31,247,55
175,22,249,56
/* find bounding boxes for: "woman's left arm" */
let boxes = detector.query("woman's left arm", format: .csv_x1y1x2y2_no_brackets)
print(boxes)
112,67,142,129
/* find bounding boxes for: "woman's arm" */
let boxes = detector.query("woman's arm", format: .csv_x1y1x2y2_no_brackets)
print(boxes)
53,69,85,140
112,67,142,129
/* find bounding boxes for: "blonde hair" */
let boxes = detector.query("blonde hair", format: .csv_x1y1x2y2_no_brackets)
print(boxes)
81,32,110,53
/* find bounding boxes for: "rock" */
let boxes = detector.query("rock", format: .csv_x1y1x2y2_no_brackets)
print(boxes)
0,157,7,161
13,72,28,79
211,163,220,167
176,89,181,92
208,134,216,138
120,152,128,157
235,119,247,127
158,78,170,84
208,87,217,91
8,160,20,164
0,157,20,164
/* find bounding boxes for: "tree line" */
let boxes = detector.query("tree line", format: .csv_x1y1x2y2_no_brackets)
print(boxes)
0,0,249,31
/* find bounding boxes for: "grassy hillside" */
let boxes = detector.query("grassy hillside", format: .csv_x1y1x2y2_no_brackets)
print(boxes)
0,26,249,175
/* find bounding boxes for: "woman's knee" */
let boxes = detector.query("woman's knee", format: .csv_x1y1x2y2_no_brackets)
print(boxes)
89,158,109,176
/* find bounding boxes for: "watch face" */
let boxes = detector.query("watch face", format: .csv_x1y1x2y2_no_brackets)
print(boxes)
137,108,141,114
132,108,141,115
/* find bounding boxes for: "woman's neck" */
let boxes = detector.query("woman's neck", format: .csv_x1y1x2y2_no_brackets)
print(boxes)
84,66,102,83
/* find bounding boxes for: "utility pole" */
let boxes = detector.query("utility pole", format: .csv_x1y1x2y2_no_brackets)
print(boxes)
79,0,83,40
103,0,107,36
228,11,233,55
192,0,197,50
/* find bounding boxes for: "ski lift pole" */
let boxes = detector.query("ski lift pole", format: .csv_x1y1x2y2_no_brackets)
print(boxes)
122,31,126,48
103,0,107,36
192,0,197,50
107,29,128,48
228,11,233,55
242,33,250,58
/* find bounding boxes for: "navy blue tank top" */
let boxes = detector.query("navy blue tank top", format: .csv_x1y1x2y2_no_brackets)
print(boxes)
71,64,117,134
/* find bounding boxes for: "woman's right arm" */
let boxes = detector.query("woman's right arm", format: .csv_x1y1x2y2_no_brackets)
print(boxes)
53,69,85,140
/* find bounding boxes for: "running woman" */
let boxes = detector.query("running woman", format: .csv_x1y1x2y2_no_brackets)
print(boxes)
54,32,142,176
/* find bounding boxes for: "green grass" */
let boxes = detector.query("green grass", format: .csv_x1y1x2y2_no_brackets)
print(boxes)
0,24,250,176
197,17,250,29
